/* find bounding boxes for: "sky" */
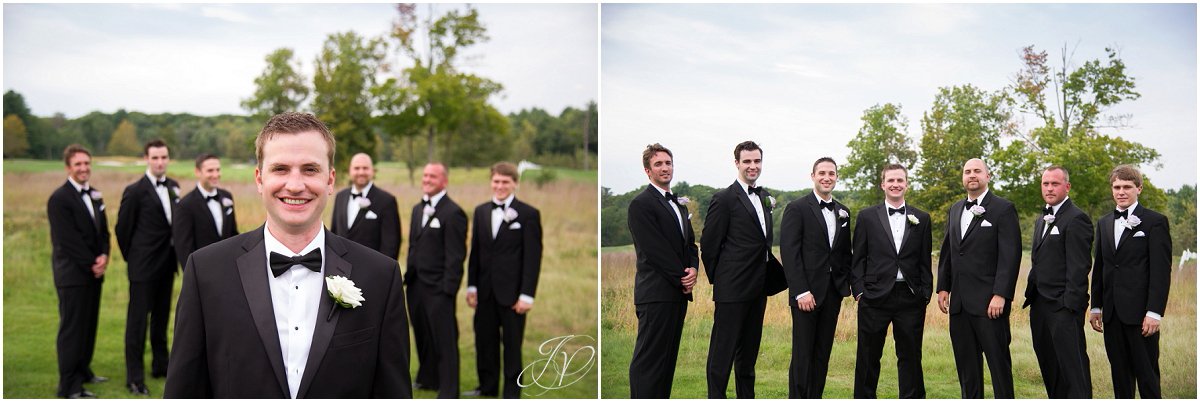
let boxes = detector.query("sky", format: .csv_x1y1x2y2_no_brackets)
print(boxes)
3,3,598,118
601,3,1197,193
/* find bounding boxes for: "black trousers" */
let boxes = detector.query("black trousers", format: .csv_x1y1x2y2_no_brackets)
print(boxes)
1029,296,1092,398
474,293,526,398
409,281,461,398
629,301,687,398
125,272,174,384
854,285,925,399
949,308,1014,398
706,296,766,399
789,286,842,398
1104,320,1161,398
56,281,102,397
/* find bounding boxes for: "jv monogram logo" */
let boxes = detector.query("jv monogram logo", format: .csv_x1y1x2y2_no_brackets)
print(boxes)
518,334,596,395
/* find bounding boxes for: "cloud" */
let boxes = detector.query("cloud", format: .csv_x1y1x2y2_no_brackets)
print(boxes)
200,5,254,24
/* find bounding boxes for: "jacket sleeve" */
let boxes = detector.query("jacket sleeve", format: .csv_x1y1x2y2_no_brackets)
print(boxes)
936,211,953,293
683,204,700,269
628,197,687,291
381,195,401,261
700,191,728,284
47,191,95,270
920,212,933,300
1146,215,1172,316
467,207,480,289
442,207,468,296
1090,220,1104,310
849,211,868,297
163,255,212,398
779,202,810,300
115,184,138,260
173,198,196,267
992,202,1022,299
227,192,239,236
519,207,543,299
1062,211,1094,312
372,259,413,398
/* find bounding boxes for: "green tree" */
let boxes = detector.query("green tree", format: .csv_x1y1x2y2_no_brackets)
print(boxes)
843,103,918,201
4,90,57,158
312,31,387,179
4,114,30,158
242,48,310,118
107,119,140,156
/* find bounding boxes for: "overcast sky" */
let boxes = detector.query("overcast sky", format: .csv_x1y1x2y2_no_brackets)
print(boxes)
3,3,597,118
601,3,1197,193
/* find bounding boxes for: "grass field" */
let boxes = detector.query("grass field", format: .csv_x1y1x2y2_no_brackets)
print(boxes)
600,247,1197,398
3,158,598,399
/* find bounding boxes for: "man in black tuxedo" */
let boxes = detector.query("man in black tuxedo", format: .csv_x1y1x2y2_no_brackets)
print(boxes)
465,161,543,398
173,153,239,267
627,143,699,398
406,162,467,398
1090,164,1171,399
331,153,401,261
701,140,783,399
115,139,179,395
48,144,111,398
935,158,1020,398
164,112,412,398
779,157,851,398
1022,165,1093,398
849,163,932,399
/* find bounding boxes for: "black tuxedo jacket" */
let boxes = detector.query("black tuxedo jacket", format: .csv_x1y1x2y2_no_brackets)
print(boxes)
115,175,179,282
628,185,698,304
780,193,852,305
1090,204,1171,325
173,187,239,267
405,195,468,296
849,203,932,301
48,181,111,288
700,181,784,302
936,192,1021,316
467,198,543,306
164,227,412,398
1023,198,1093,313
332,186,401,261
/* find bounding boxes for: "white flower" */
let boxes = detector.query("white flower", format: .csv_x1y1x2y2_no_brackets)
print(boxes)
768,195,777,208
90,191,103,201
1124,214,1142,230
423,205,436,216
326,275,364,308
356,197,372,209
221,197,234,208
838,209,849,219
676,196,690,206
1044,214,1056,224
171,186,181,198
504,208,519,222
907,214,920,226
969,205,986,217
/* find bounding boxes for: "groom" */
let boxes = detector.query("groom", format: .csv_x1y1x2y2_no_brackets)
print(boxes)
164,112,412,398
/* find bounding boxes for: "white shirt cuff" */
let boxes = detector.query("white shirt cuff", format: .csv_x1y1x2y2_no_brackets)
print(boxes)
795,291,811,301
1146,311,1162,321
467,286,478,294
519,294,535,305
1090,307,1102,314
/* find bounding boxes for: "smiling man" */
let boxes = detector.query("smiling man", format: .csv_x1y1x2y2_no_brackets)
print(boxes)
173,153,239,268
165,112,412,398
332,153,401,261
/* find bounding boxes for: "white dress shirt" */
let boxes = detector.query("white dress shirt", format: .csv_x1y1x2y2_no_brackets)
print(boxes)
420,189,447,227
197,184,224,237
651,184,685,234
468,194,534,306
147,171,173,224
264,225,325,398
1092,201,1159,321
68,176,97,221
347,182,373,229
886,201,907,281
960,189,988,239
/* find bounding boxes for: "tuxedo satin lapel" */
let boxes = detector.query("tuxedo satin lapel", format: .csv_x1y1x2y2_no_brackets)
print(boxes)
410,205,424,242
1033,217,1046,252
808,197,832,251
142,176,172,225
235,230,290,397
875,206,896,255
348,207,368,232
1115,225,1134,253
961,193,993,242
900,207,914,250
333,192,347,232
1100,214,1115,258
763,191,774,244
733,183,764,239
655,194,685,241
832,203,848,250
297,232,350,398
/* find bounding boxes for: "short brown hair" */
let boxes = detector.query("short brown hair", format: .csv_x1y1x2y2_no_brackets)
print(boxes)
63,144,91,165
812,157,837,174
880,163,908,184
143,139,169,156
733,141,762,160
1044,165,1070,183
490,161,519,182
195,153,219,169
1109,164,1143,187
642,143,673,169
254,112,335,169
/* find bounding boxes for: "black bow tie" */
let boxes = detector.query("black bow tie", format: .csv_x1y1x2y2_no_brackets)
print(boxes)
1114,209,1128,220
79,187,92,196
964,199,978,209
421,198,431,206
747,186,762,196
1043,206,1054,216
492,202,505,210
155,179,167,188
819,200,835,211
665,192,678,203
888,207,905,216
350,192,363,199
205,194,220,203
269,249,322,278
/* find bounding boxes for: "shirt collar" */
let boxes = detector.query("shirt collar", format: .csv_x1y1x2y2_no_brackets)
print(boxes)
146,170,166,185
967,188,990,204
424,189,447,207
352,181,374,197
650,183,671,198
263,224,325,265
67,176,88,192
885,200,906,211
492,194,515,208
812,190,833,204
196,183,218,198
736,178,758,196
1117,201,1139,215
1046,196,1069,215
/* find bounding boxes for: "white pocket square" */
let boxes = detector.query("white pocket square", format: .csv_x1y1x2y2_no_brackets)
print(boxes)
687,213,693,220
365,211,378,219
1133,231,1146,237
980,220,993,227
429,218,442,228
841,222,848,228
225,208,233,216
99,204,105,211
1049,226,1060,235
509,222,522,230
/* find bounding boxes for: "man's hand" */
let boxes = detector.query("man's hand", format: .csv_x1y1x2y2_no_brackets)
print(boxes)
1089,312,1103,333
466,292,478,309
796,293,816,312
512,300,533,315
987,295,1005,319
91,254,108,278
1141,316,1160,337
681,267,698,293
937,291,949,314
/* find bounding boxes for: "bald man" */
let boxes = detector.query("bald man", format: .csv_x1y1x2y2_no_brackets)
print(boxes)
332,153,401,261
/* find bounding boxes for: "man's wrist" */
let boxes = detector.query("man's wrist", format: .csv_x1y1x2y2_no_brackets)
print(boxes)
519,294,535,305
466,286,478,294
795,291,811,301
1146,311,1162,321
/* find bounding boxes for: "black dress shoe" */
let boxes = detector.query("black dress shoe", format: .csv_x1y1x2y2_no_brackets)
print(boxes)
86,375,108,384
127,383,150,396
413,382,438,391
65,389,97,399
462,388,497,397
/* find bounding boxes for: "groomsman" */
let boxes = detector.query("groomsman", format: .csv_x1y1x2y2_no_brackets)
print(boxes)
331,153,401,261
850,163,932,399
165,112,412,397
173,153,239,267
1090,164,1171,399
779,157,851,398
48,144,110,398
1023,166,1093,398
627,144,699,398
936,158,1020,398
406,162,467,398
115,139,179,396
701,141,784,398
465,162,543,398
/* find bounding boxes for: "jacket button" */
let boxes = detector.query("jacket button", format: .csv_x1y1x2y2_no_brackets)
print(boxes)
959,252,964,256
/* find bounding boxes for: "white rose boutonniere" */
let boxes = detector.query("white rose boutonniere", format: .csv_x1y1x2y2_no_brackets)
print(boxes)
356,197,372,209
90,190,103,201
907,214,920,226
768,195,777,209
221,197,234,208
676,196,690,206
326,275,364,309
423,205,436,216
171,186,181,198
1124,214,1142,230
504,208,519,222
969,205,986,217
838,209,849,219
1043,214,1056,224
